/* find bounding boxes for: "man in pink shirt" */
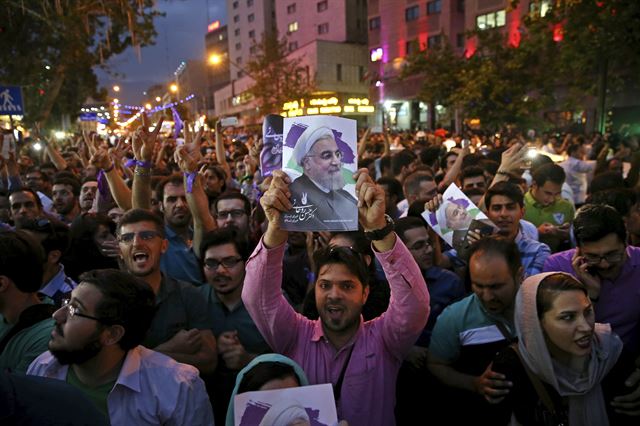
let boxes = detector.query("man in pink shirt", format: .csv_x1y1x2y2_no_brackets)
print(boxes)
242,169,430,426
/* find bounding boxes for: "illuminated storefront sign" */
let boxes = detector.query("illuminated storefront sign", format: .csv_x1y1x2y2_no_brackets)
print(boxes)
370,47,383,62
282,95,374,117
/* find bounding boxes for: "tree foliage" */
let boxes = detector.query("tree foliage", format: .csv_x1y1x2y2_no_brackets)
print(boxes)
0,0,161,127
245,32,314,115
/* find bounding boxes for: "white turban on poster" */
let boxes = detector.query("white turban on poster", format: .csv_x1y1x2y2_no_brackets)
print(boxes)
258,400,310,426
291,126,335,166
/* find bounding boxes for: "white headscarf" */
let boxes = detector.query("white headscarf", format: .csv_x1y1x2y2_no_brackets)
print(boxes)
515,272,623,426
258,399,309,426
292,126,335,167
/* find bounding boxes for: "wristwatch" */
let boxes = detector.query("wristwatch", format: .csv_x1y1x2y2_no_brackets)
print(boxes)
364,214,395,241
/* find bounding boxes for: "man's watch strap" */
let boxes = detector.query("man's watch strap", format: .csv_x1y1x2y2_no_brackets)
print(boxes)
364,214,395,241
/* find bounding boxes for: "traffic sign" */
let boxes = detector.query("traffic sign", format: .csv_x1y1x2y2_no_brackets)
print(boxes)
0,86,24,115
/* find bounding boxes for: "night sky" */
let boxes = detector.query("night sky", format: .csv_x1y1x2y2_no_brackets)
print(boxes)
96,0,226,106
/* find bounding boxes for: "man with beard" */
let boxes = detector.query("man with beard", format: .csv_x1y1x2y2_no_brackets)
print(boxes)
79,178,98,213
117,209,217,374
0,230,55,373
198,227,270,424
213,192,252,239
27,269,214,424
288,126,357,231
9,187,45,229
242,169,429,426
52,176,81,225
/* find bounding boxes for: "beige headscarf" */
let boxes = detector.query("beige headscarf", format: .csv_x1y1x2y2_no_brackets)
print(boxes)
515,272,623,426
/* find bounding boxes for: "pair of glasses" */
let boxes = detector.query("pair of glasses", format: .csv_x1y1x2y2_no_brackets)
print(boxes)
308,150,343,161
215,209,246,220
117,230,162,244
204,257,243,270
60,299,113,323
583,251,625,265
409,240,432,252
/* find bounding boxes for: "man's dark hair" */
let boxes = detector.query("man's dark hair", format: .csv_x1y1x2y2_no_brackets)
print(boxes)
52,176,81,197
485,181,524,208
439,151,458,171
460,166,486,185
21,218,71,256
9,187,43,209
155,174,184,204
420,146,442,168
214,191,251,216
78,269,156,350
117,208,165,237
199,227,250,263
391,150,417,176
573,204,626,246
330,230,374,258
461,153,483,169
237,361,301,394
395,217,427,243
478,159,499,177
588,171,625,195
532,163,566,187
313,246,369,287
26,167,50,182
530,154,553,173
40,162,57,171
81,177,98,186
376,177,403,201
403,171,434,198
566,143,582,156
468,235,522,278
587,189,637,217
0,230,45,293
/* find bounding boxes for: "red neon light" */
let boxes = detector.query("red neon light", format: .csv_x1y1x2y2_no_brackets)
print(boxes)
553,23,564,42
208,21,220,33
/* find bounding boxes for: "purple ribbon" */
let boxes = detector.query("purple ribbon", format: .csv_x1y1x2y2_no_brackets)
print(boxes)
97,169,108,197
172,107,183,139
125,159,152,168
125,159,137,168
184,171,197,193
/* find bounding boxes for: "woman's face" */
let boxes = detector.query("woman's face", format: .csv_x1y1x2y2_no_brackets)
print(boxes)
94,224,116,247
541,290,595,363
445,202,471,230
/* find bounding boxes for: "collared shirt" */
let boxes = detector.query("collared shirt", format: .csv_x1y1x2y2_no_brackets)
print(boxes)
429,293,515,375
160,224,203,286
242,236,430,426
561,157,596,205
199,284,270,355
543,246,640,355
515,230,551,277
524,191,575,252
0,307,55,374
143,275,213,349
39,264,77,307
27,346,214,426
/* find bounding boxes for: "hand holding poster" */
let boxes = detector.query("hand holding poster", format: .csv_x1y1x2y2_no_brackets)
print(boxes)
280,115,358,232
234,383,338,426
422,183,496,257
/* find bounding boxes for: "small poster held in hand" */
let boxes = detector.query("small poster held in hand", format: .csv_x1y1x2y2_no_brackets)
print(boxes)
260,114,284,177
281,115,358,231
234,383,338,426
422,183,495,255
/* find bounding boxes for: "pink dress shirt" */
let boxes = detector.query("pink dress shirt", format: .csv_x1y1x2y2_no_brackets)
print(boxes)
242,235,430,426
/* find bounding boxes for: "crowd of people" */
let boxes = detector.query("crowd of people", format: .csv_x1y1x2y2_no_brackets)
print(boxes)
1,118,640,426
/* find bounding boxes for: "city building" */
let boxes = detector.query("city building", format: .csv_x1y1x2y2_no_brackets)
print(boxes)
205,22,231,117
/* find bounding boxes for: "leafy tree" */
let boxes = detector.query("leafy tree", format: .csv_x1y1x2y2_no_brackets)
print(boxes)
245,32,314,115
1,0,161,127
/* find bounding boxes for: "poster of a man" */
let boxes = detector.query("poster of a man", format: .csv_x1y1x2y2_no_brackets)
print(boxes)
281,116,358,232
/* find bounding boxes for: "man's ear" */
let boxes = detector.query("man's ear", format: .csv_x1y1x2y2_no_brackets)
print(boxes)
47,249,62,265
160,238,169,255
102,324,126,347
0,276,11,293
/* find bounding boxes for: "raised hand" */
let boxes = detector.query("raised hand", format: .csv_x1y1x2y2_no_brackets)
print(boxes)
354,168,386,231
498,142,528,174
132,113,164,162
174,123,203,173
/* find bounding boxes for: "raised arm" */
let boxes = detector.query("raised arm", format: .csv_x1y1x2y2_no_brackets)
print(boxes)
214,122,233,187
88,143,132,211
438,146,469,191
131,114,163,210
477,143,528,211
357,128,371,158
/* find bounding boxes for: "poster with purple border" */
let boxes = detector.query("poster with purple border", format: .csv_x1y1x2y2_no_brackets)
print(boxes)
261,114,284,177
281,115,358,232
234,383,338,426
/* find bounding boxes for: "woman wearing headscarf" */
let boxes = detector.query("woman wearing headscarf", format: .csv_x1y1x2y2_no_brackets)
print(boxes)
492,272,634,425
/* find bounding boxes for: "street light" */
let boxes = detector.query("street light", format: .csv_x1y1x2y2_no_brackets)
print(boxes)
145,103,152,110
113,85,120,92
170,84,178,93
155,96,161,102
208,53,222,65
207,52,254,80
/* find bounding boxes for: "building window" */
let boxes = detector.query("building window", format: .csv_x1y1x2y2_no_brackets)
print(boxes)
247,0,254,6
476,10,506,30
249,30,255,39
235,42,242,50
427,0,441,15
336,64,342,82
457,0,465,13
248,13,255,22
359,66,365,81
288,21,299,33
370,47,383,62
317,0,328,12
218,34,225,41
233,15,239,23
249,46,256,54
318,23,329,34
529,0,551,17
405,5,419,22
232,1,238,9
456,32,465,48
289,41,298,52
234,28,240,36
427,35,442,48
237,71,244,79
369,16,381,30
287,3,296,14
406,40,419,55
236,57,242,65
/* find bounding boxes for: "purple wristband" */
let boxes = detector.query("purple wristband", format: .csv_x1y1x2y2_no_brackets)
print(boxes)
184,171,197,193
125,159,152,168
